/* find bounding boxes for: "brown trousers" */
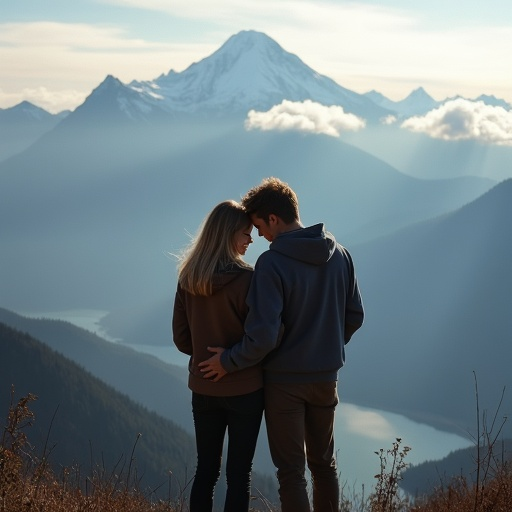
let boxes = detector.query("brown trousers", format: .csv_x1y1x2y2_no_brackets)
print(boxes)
264,381,340,512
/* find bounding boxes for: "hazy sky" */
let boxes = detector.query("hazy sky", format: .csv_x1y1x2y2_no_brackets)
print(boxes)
1,0,511,113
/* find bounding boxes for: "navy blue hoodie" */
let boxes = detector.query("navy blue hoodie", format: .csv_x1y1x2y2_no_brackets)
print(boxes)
220,223,364,383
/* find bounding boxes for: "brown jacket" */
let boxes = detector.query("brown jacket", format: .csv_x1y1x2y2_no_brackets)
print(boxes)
172,265,263,396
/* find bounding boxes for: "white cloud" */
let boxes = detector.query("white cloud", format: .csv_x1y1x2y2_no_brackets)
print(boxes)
342,404,395,441
381,114,398,125
0,21,155,50
15,88,88,114
245,100,366,137
401,98,512,146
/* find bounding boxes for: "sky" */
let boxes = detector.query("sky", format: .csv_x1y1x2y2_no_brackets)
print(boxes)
1,0,511,114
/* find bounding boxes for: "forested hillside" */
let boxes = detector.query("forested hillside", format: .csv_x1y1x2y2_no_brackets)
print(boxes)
0,307,192,431
0,322,195,498
402,439,512,497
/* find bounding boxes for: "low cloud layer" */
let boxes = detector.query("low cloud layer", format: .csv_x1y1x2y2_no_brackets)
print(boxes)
245,99,366,137
401,98,512,146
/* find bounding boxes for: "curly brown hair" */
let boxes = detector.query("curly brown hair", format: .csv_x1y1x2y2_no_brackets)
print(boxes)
241,177,299,224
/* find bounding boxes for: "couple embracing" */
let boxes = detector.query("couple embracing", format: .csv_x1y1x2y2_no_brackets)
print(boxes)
172,177,364,512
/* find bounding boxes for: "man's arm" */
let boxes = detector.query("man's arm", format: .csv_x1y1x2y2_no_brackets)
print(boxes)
343,248,364,343
199,255,283,379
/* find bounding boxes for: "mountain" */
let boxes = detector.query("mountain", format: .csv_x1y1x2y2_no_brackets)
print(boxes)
65,75,174,127
401,439,512,497
445,93,512,111
342,178,512,434
0,101,68,162
0,307,191,431
364,87,440,118
475,94,511,109
128,30,391,121
32,30,390,129
0,321,196,497
341,120,512,181
364,88,512,119
0,119,494,318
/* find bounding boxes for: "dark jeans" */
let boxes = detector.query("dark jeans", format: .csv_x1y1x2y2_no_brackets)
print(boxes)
190,389,264,512
265,381,339,512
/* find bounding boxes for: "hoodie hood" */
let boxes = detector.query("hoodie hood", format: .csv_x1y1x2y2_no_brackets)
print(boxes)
270,223,337,265
211,263,252,293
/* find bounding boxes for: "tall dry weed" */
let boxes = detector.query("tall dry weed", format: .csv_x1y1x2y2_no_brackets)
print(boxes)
410,373,511,512
0,387,187,512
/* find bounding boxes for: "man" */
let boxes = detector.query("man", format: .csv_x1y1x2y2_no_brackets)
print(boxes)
200,177,364,512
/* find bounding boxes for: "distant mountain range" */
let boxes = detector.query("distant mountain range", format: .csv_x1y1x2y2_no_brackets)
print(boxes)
1,30,510,164
364,87,511,118
0,101,68,162
364,87,440,117
1,29,512,466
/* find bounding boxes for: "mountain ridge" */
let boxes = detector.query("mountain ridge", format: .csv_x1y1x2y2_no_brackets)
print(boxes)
2,30,510,166
0,119,495,313
364,87,440,117
344,178,512,433
0,307,192,431
0,321,196,497
0,101,69,162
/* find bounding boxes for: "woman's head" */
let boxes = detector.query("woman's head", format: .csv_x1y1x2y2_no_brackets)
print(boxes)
177,200,253,295
198,200,253,259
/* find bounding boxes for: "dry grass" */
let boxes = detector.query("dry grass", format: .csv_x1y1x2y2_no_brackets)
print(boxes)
406,374,512,512
410,464,512,512
2,384,512,512
0,388,185,512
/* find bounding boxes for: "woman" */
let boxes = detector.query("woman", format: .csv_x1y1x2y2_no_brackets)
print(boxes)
172,200,263,512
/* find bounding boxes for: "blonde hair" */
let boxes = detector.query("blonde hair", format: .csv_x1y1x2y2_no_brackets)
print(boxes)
177,200,252,296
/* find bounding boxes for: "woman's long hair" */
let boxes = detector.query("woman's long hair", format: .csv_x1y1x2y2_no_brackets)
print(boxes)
177,200,252,296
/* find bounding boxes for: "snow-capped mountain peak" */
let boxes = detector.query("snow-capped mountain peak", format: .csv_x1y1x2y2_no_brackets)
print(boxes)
151,30,292,109
128,30,390,119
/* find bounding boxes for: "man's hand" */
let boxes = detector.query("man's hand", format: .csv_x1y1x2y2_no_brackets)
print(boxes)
198,347,227,382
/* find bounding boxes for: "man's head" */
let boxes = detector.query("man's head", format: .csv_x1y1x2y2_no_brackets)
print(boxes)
241,177,301,242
